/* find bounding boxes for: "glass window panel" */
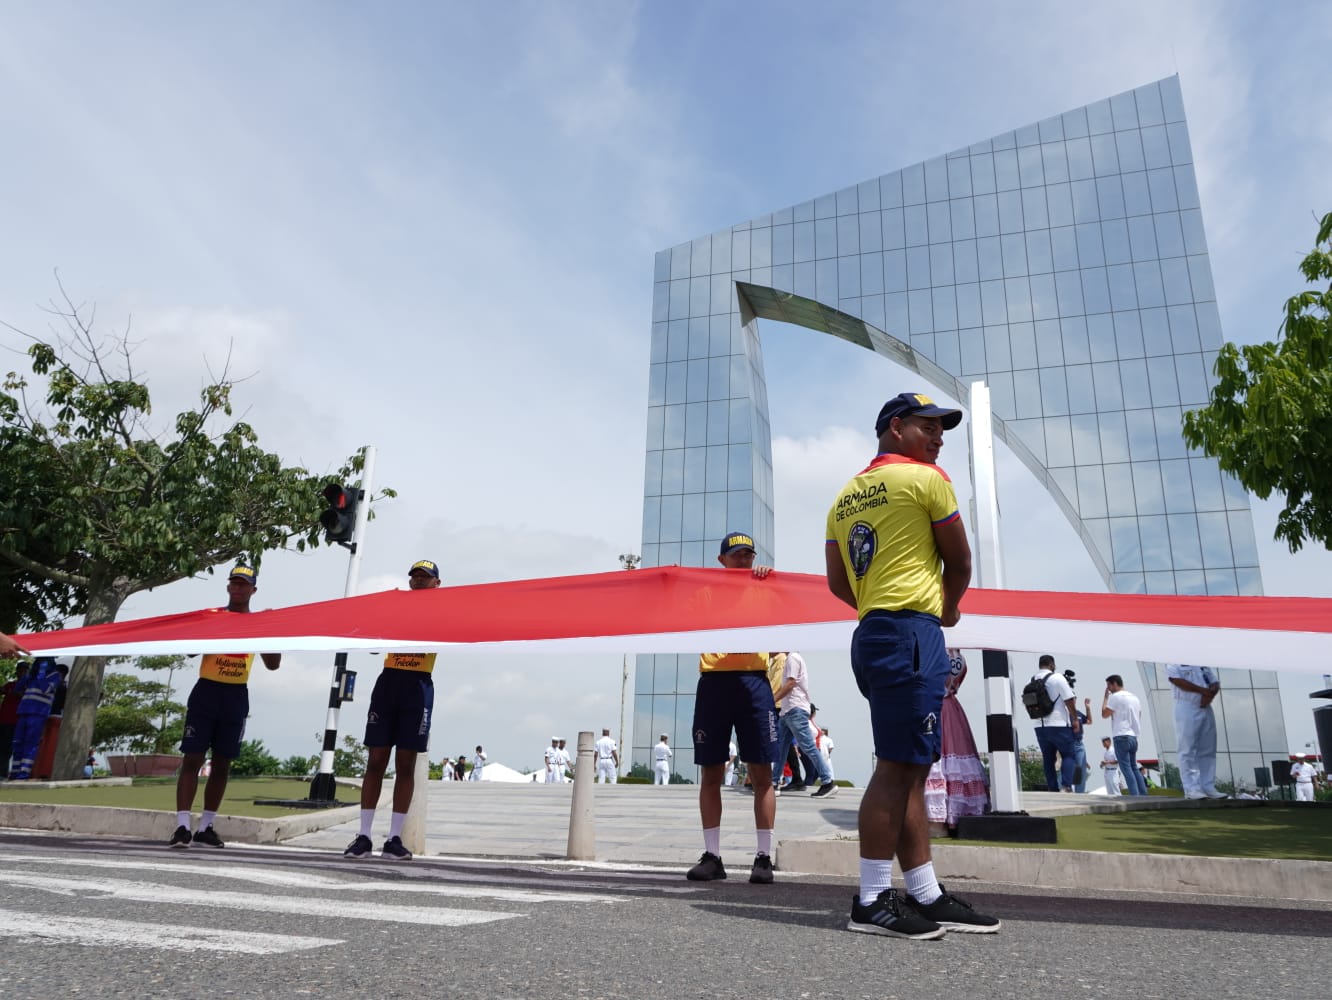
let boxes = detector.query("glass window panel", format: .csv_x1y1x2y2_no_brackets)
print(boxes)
794,260,816,297
1097,176,1126,220
1090,132,1121,175
1167,513,1203,569
929,251,956,296
1128,215,1159,262
1122,172,1153,217
1189,456,1225,512
813,193,836,220
660,450,684,497
959,326,986,375
1099,410,1131,464
977,236,1003,280
1222,470,1251,512
793,221,815,263
1046,182,1074,228
1155,405,1187,459
727,444,752,491
981,279,1008,325
1017,144,1044,187
1077,466,1108,518
1134,83,1165,127
1061,316,1091,364
998,190,1025,234
760,224,782,267
1197,302,1224,353
1071,179,1101,224
729,230,751,273
1111,91,1139,130
1139,514,1171,569
1198,512,1234,568
908,288,933,333
1005,277,1033,322
1035,319,1064,366
1167,122,1193,166
1038,115,1065,143
816,258,838,302
859,212,883,253
689,276,710,317
1141,308,1172,356
955,282,981,327
648,362,668,407
927,201,952,244
710,232,732,274
705,444,728,491
932,286,958,330
925,156,949,202
1107,263,1139,311
652,284,670,323
816,217,838,258
710,316,733,358
1069,412,1102,463
1145,167,1179,215
686,357,710,401
1030,273,1058,320
886,291,909,335
879,170,903,209
1141,125,1171,171
666,319,690,363
670,243,692,281
911,332,935,363
1126,410,1159,461
902,163,926,205
1167,305,1201,352
1119,358,1151,408
669,278,690,319
1176,352,1209,406
690,237,712,277
1092,360,1123,410
954,239,979,283
907,245,931,289
882,208,905,250
1038,142,1069,186
709,273,733,315
663,404,685,450
1111,311,1143,359
1227,510,1259,566
884,249,906,292
837,214,860,255
983,324,1012,371
1044,415,1074,466
1039,365,1069,414
1012,368,1042,418
665,360,688,404
860,252,884,295
1180,209,1208,254
1081,267,1112,314
706,399,729,444
950,199,977,241
993,148,1020,191
935,329,960,373
973,194,1000,237
947,156,973,198
1188,255,1216,303
1066,136,1094,180
645,405,666,452
1116,131,1146,174
1020,188,1049,232
1075,223,1105,267
1110,516,1143,571
837,256,861,299
1051,227,1080,271
728,396,751,442
1174,570,1205,594
1066,364,1095,413
1102,220,1131,265
1086,98,1114,134
682,446,706,493
1146,355,1180,405
836,185,859,217
1009,321,1037,368
1104,463,1136,516
862,294,886,331
1001,233,1028,276
684,401,709,448
970,153,996,195
1173,164,1201,210
763,264,784,291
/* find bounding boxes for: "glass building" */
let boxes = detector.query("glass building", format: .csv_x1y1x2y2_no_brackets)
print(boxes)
637,76,1286,790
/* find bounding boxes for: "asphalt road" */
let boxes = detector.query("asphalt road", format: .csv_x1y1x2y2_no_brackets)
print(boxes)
1,829,1328,1000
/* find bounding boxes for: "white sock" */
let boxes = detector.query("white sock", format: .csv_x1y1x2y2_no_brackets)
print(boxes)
388,812,406,840
902,861,942,904
176,811,191,830
199,810,217,831
859,857,894,906
359,808,376,838
703,826,721,856
756,829,773,857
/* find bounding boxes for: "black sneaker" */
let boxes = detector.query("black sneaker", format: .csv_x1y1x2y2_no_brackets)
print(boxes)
847,889,944,940
686,851,727,881
908,885,1001,934
192,825,225,848
381,835,413,861
168,825,192,849
343,834,374,859
749,853,774,884
811,782,839,799
786,782,808,792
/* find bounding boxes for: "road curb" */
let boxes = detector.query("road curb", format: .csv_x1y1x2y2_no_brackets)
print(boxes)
0,802,360,845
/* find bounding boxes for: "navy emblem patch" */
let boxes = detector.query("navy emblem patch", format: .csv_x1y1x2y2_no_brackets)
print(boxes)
847,521,877,579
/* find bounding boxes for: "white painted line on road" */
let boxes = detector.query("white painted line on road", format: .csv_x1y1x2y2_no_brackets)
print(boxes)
8,854,612,904
0,872,518,927
0,908,338,954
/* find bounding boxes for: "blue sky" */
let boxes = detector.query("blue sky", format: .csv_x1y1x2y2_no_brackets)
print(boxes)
2,2,1329,784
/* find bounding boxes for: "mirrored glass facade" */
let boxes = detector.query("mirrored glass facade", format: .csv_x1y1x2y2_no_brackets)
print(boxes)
638,76,1286,789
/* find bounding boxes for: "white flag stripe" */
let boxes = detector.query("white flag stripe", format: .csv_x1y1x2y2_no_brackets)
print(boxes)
12,855,613,904
0,908,337,954
0,872,517,927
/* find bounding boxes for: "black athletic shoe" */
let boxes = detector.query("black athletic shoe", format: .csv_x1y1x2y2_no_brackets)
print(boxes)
811,782,839,799
908,885,1001,933
168,825,192,849
686,851,727,881
192,825,225,848
381,836,413,861
749,853,774,884
847,889,945,940
343,834,374,859
786,782,808,792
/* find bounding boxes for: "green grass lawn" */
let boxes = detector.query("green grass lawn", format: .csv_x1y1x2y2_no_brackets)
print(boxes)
951,806,1332,862
0,776,355,818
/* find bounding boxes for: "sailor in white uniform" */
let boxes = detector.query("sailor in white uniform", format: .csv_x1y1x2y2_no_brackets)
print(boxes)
543,738,560,783
1291,754,1316,802
595,728,619,783
653,733,673,785
1165,663,1224,799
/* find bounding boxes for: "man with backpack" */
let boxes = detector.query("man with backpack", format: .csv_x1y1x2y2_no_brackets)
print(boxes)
1024,654,1080,792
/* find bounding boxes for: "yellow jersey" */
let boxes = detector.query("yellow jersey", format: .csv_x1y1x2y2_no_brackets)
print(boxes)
698,652,770,674
198,653,255,685
384,652,437,674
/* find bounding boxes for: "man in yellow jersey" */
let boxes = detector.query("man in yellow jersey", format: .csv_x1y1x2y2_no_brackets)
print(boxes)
343,559,441,861
685,532,780,886
826,393,999,939
169,564,281,848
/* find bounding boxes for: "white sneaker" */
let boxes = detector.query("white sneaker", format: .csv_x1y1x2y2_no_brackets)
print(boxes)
1203,789,1229,799
1185,791,1207,800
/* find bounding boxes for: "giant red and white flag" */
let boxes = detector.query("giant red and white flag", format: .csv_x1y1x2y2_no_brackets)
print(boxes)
15,566,1332,675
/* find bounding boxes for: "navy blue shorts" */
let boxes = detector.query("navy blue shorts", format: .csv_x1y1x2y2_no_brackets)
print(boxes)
692,671,778,767
180,679,249,759
851,610,949,766
364,669,434,752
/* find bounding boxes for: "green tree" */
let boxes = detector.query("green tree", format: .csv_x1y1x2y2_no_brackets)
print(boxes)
90,672,184,754
1183,211,1332,552
0,285,383,778
231,739,282,777
280,754,317,777
330,733,368,777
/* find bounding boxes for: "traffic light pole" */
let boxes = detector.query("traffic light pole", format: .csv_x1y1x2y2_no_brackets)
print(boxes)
308,445,376,804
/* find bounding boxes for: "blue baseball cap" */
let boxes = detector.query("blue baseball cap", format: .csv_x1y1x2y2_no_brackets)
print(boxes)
719,532,756,556
875,392,963,435
228,564,257,583
409,559,440,578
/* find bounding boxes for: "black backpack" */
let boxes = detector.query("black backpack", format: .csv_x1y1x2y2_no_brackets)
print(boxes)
1021,671,1057,720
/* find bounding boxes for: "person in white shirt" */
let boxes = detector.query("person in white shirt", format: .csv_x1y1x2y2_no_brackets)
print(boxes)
1165,663,1225,799
1032,655,1080,791
556,738,571,782
543,738,560,783
1291,754,1316,802
471,745,487,781
772,651,837,797
820,727,836,782
1099,737,1120,796
724,740,738,786
595,728,619,783
1101,674,1148,795
653,733,673,785
440,756,455,781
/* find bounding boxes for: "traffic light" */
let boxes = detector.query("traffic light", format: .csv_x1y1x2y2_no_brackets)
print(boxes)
320,483,360,546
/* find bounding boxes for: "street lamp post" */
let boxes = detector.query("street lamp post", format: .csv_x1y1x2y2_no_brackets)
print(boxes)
617,552,640,776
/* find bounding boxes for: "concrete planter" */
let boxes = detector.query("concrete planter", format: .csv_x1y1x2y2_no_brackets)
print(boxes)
106,753,183,777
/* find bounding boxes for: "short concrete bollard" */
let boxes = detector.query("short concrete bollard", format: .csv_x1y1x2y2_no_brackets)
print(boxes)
401,751,431,856
566,730,596,860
